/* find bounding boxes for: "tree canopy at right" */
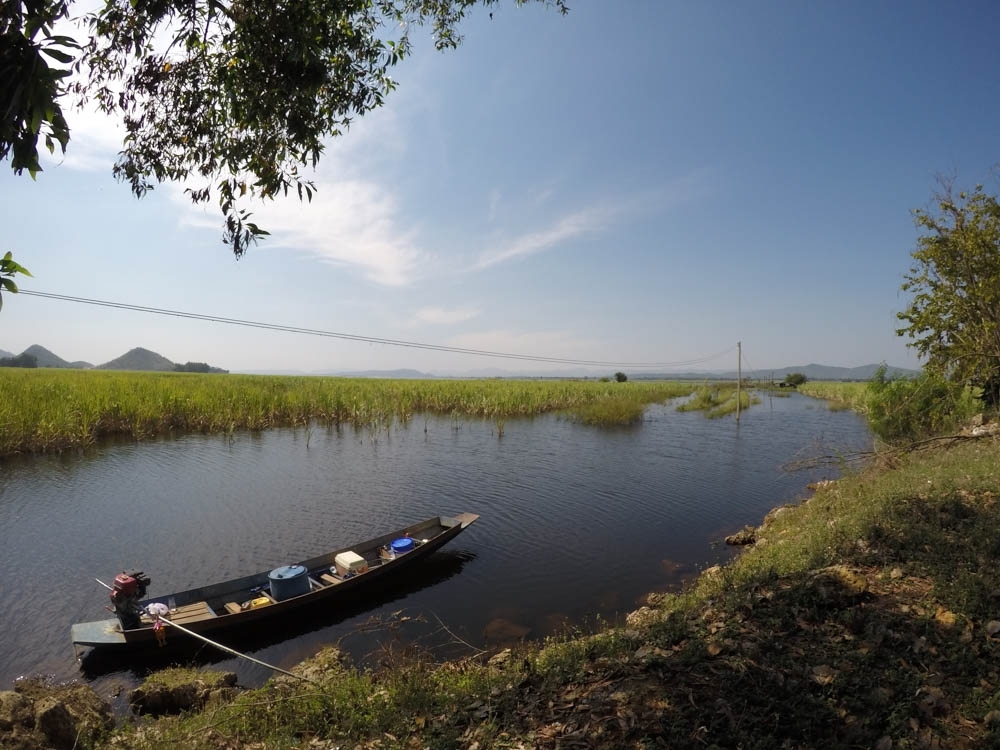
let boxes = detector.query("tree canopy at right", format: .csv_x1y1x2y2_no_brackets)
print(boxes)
897,182,1000,407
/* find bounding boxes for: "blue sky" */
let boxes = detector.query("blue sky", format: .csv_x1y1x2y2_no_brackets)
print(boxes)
2,1,997,375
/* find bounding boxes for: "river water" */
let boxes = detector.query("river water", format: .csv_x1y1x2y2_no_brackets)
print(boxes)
0,392,870,697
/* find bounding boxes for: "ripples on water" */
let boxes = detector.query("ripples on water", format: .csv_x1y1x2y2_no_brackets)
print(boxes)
0,392,870,694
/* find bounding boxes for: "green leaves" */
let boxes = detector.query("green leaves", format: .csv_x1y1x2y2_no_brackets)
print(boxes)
4,0,567,258
0,251,32,278
0,251,33,311
865,366,978,444
897,181,1000,406
75,0,567,257
1,1,76,178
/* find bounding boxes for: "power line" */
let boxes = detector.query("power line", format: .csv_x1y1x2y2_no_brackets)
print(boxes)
18,289,736,369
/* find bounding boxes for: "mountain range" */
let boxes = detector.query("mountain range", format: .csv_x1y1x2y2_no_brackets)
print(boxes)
0,345,919,381
0,345,226,373
639,363,920,382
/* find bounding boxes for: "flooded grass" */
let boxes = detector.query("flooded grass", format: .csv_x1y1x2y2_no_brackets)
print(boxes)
799,381,870,412
676,383,760,418
567,382,693,426
0,370,696,456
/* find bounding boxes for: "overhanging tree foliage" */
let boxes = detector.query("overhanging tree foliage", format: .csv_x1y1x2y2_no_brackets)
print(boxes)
896,182,1000,407
1,1,74,177
3,0,567,257
0,251,32,310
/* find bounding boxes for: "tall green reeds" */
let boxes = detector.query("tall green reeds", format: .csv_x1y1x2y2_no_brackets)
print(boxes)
676,383,759,418
0,370,695,456
798,381,869,412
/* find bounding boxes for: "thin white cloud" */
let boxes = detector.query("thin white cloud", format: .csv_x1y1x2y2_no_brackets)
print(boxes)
413,306,480,325
55,103,124,172
475,206,613,270
530,185,555,206
248,177,424,287
487,188,502,222
473,170,717,272
146,102,427,287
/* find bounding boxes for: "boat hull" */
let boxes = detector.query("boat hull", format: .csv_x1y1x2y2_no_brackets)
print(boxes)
71,513,478,651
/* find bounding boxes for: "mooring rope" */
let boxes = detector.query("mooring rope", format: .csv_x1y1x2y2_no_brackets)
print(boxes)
94,578,316,684
155,616,316,684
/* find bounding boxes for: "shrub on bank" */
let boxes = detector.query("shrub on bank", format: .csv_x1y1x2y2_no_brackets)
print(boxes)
865,365,978,444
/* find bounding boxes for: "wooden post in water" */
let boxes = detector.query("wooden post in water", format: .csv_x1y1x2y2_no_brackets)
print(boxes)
736,341,741,423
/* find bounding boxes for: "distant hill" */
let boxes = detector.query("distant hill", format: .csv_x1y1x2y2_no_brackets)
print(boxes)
0,344,227,372
326,368,434,379
632,363,920,382
23,344,93,369
96,347,177,371
764,363,919,381
0,346,912,381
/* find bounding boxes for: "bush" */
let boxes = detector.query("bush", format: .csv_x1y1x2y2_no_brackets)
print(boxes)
865,365,978,444
0,353,37,368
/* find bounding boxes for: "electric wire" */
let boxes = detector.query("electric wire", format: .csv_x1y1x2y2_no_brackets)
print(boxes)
18,289,736,369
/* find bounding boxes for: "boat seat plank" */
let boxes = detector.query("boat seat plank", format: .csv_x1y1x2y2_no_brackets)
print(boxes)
166,601,216,624
320,573,342,586
223,602,242,615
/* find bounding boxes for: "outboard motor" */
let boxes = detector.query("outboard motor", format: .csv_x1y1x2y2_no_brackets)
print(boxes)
109,569,151,630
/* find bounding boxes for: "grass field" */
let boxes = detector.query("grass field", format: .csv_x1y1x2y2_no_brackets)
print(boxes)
798,380,870,412
0,369,697,456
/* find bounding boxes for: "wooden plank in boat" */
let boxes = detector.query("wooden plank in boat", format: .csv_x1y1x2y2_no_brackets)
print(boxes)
166,601,216,624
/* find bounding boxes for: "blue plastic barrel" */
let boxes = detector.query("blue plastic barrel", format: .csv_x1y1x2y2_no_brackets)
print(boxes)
269,564,309,601
390,538,415,555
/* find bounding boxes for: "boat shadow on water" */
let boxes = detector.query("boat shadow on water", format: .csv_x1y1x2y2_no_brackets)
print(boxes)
77,549,477,680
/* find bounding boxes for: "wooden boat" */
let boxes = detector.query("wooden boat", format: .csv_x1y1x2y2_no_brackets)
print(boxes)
71,513,479,650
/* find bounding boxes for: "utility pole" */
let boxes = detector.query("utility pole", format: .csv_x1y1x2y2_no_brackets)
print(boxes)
736,341,741,423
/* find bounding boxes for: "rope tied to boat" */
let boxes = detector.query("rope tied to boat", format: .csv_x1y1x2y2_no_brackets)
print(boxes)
154,616,318,685
94,577,317,685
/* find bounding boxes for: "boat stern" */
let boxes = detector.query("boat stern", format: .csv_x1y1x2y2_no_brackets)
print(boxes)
71,619,127,648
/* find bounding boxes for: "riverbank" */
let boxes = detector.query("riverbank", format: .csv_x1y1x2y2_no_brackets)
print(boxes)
10,428,1000,748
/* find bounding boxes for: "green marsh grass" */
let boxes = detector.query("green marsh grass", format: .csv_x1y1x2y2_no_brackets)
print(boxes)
568,382,693,426
798,380,870,412
0,370,695,456
675,382,760,418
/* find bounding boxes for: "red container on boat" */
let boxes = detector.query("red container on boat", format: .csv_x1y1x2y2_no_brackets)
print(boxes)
113,573,139,596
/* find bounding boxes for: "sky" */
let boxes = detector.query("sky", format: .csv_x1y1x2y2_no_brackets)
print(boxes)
2,1,999,376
